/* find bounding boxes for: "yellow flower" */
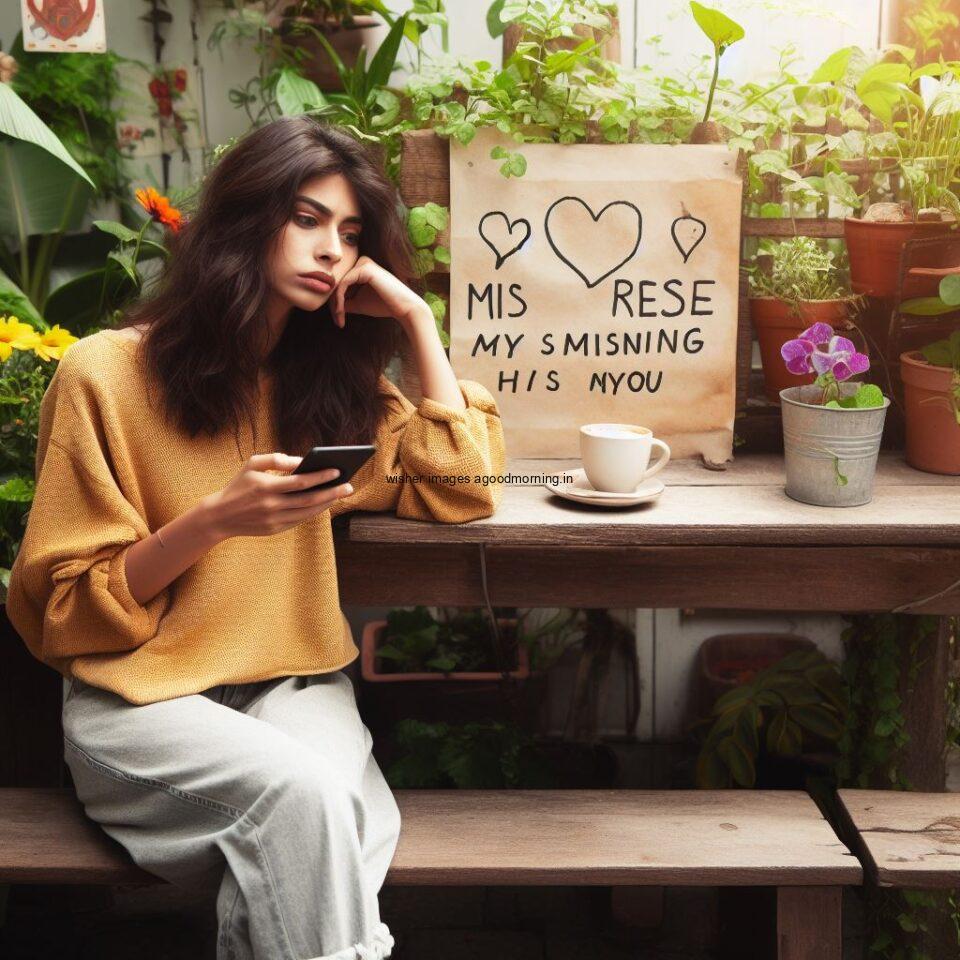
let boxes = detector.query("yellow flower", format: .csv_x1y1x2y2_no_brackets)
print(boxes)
0,316,41,362
31,324,79,362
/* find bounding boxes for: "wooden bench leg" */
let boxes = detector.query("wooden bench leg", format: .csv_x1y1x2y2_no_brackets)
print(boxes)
776,886,842,960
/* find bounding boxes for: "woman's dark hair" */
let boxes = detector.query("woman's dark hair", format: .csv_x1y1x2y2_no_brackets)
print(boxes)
117,116,421,457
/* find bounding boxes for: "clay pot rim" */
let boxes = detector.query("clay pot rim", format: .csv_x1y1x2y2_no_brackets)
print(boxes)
843,213,959,226
899,349,957,373
779,384,891,411
279,13,381,31
748,295,857,306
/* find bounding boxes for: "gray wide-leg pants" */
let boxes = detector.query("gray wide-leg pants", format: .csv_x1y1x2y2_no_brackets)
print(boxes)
61,669,401,960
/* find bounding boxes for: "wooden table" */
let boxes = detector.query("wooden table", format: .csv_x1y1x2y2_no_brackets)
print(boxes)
335,452,960,615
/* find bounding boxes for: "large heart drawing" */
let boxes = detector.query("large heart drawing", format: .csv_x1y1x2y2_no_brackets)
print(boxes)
544,197,642,288
479,211,531,269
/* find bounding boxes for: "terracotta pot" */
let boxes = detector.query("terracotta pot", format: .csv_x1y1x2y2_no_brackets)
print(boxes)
279,15,385,91
361,618,529,682
695,632,816,719
749,298,853,404
900,350,960,475
844,217,955,298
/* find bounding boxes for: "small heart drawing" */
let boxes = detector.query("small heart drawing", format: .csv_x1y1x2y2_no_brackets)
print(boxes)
544,196,642,289
479,211,532,269
671,213,707,263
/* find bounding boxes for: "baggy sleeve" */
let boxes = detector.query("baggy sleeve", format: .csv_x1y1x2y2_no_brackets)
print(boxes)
4,347,172,671
329,374,506,523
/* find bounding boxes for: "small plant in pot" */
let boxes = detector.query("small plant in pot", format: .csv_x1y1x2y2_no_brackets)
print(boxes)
692,647,845,790
844,67,960,298
779,322,891,506
361,605,528,682
269,0,395,92
748,237,863,404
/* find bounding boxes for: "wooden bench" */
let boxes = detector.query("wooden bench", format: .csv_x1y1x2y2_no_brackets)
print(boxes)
1,786,861,957
837,788,960,888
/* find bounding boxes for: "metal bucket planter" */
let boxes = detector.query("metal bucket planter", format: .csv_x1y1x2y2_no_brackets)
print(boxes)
779,383,890,506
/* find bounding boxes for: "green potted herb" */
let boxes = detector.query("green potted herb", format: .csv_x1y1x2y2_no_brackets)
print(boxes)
779,322,891,506
361,605,527,681
693,647,845,789
844,65,960,298
748,237,862,404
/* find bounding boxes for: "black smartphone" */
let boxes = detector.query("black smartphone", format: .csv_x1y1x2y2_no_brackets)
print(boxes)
288,444,377,493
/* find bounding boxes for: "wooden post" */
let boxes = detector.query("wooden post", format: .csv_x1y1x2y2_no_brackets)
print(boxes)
777,886,842,960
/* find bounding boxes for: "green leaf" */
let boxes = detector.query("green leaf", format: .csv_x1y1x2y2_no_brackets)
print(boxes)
366,13,408,95
0,475,35,503
275,68,325,117
689,1,745,52
851,383,885,408
107,249,138,286
809,46,855,84
940,274,960,306
0,266,42,326
0,81,94,189
486,0,509,38
93,220,139,244
790,704,843,740
717,736,755,787
900,295,959,316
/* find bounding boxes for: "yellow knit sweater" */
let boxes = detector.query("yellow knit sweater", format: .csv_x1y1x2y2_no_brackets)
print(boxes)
5,328,505,704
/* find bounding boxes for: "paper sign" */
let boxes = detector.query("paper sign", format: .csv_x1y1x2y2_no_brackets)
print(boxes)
21,0,106,53
448,128,743,461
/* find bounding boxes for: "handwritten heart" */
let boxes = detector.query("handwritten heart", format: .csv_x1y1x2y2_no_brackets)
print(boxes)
479,211,531,269
544,197,642,289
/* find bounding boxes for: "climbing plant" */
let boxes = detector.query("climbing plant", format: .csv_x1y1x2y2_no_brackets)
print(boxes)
836,614,960,959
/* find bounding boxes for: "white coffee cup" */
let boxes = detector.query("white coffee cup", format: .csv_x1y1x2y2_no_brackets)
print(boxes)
579,423,671,493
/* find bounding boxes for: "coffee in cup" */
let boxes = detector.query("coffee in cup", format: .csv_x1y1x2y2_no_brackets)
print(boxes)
579,423,671,493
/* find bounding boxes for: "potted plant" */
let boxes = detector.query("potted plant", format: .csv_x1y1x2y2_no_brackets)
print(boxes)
897,274,960,473
901,329,960,475
361,605,528,682
692,647,845,789
271,0,394,91
779,322,891,506
844,67,960,298
748,237,863,404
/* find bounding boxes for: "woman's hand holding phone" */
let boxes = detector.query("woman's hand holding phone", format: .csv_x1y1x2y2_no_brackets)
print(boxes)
201,453,353,540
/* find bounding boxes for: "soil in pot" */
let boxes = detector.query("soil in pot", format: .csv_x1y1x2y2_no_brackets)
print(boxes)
900,349,960,474
750,299,854,403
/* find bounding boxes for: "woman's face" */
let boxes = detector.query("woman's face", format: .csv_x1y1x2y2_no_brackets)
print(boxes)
266,171,363,317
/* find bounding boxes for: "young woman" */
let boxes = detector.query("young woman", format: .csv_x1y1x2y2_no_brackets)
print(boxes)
5,117,506,960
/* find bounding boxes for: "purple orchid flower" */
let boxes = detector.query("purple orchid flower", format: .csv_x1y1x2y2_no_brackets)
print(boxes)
780,323,870,382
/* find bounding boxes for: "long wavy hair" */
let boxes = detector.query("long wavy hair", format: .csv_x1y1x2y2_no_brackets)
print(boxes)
117,117,421,457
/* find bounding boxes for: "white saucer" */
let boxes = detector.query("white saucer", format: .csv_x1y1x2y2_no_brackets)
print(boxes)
545,468,665,507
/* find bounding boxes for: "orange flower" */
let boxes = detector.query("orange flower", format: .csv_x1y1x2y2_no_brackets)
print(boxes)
135,186,183,232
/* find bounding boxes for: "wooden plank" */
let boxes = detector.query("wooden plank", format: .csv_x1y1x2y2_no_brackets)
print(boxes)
0,788,160,885
345,454,960,548
777,887,842,960
742,218,846,238
336,541,960,614
836,789,960,889
387,789,862,886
